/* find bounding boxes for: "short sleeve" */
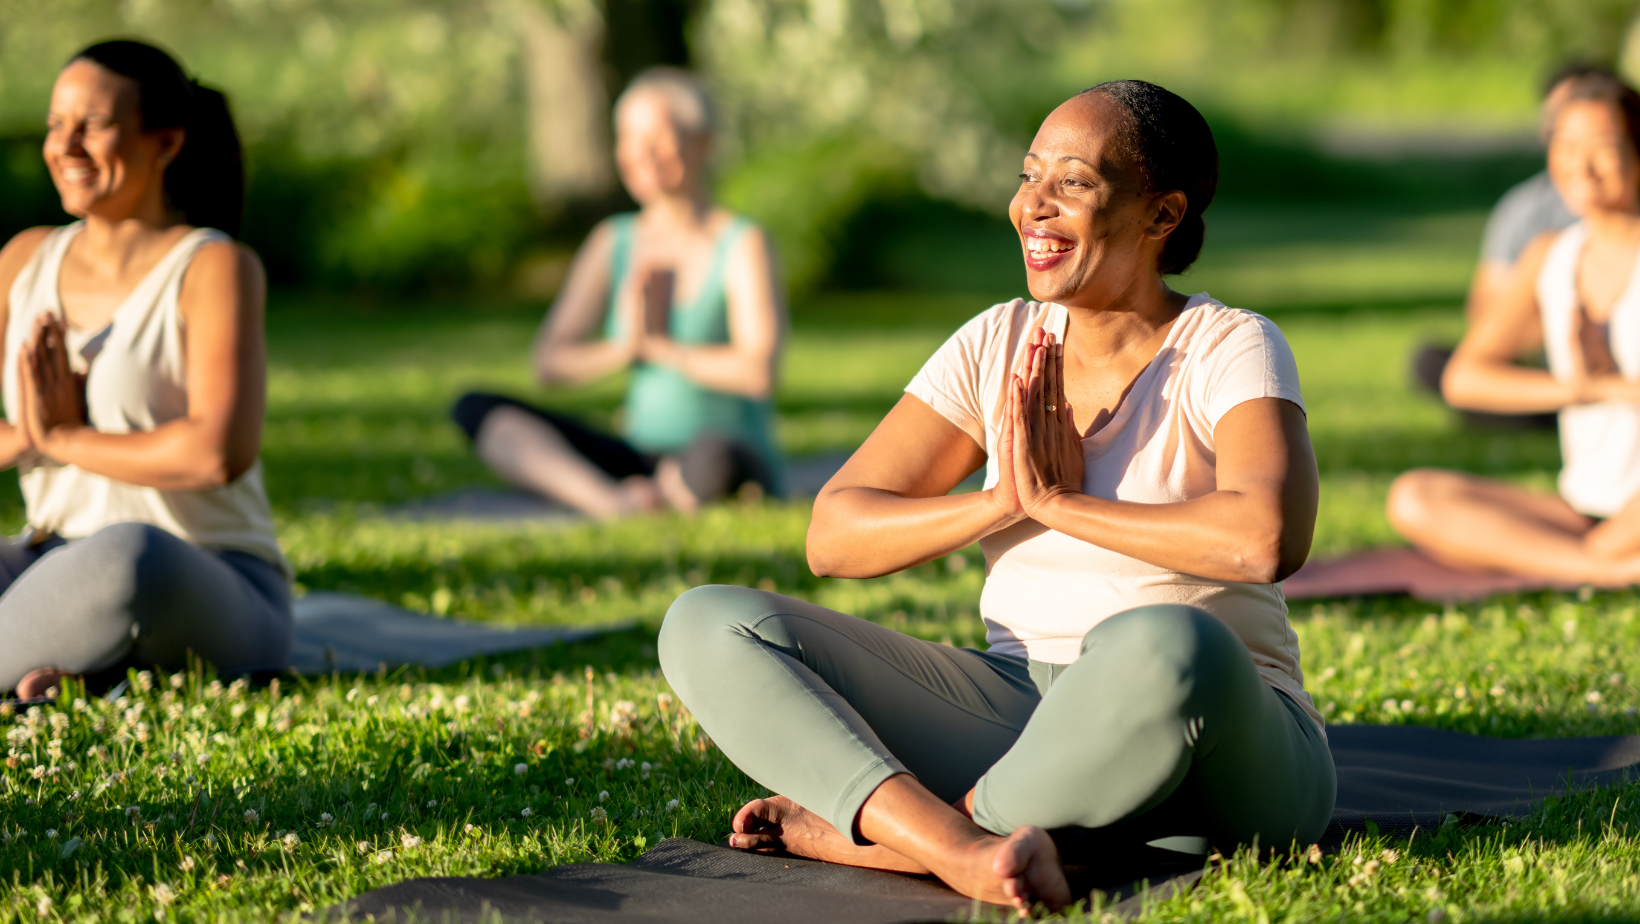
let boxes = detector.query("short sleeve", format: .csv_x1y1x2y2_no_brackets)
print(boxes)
904,308,996,449
1199,313,1305,429
1480,173,1575,266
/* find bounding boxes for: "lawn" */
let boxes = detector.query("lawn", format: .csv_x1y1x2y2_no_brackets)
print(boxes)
3,202,1639,923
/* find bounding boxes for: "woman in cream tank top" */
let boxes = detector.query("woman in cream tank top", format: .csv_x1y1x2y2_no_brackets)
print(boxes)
0,40,290,699
1389,71,1640,586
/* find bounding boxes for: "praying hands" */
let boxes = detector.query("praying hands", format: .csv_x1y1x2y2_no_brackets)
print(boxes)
992,326,1085,522
15,313,88,458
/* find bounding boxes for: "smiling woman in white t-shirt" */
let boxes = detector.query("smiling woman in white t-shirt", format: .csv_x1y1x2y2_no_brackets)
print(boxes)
657,82,1332,910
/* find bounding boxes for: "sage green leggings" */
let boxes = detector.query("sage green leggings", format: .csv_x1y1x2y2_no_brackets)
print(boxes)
659,586,1335,855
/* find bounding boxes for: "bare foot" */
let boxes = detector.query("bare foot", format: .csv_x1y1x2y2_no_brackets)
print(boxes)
613,476,664,516
729,796,930,874
986,825,1072,913
15,668,71,700
654,458,699,515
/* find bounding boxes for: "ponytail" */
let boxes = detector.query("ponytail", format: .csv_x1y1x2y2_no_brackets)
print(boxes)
69,39,245,237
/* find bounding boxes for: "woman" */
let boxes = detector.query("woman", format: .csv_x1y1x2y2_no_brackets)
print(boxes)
452,68,785,517
1389,72,1640,585
0,40,289,698
658,82,1332,910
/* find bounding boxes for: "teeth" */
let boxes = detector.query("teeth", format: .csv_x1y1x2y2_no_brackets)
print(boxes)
1027,239,1073,254
61,166,93,183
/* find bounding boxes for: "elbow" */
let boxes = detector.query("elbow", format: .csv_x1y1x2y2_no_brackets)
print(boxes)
806,548,839,578
1231,530,1287,585
1439,362,1479,409
193,451,251,489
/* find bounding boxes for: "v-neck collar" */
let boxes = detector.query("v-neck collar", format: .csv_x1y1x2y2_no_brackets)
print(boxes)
1043,293,1205,458
51,222,206,332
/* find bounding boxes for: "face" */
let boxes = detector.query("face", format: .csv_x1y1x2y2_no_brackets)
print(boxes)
44,60,183,222
614,90,706,204
1007,93,1186,306
1548,98,1640,218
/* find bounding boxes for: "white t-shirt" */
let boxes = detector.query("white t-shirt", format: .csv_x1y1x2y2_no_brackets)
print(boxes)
906,295,1320,727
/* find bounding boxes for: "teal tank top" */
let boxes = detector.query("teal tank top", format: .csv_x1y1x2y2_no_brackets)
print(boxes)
604,214,784,493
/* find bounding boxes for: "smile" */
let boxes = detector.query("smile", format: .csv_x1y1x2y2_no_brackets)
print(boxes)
1022,231,1076,271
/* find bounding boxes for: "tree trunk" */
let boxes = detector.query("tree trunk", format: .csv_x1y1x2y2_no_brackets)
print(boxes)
515,0,615,208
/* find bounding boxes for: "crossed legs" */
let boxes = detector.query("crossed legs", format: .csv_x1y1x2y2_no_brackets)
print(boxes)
658,587,1335,910
1387,468,1640,585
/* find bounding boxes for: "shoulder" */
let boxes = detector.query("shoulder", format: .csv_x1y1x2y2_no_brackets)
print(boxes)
1175,295,1289,353
0,226,59,281
1494,171,1557,214
180,238,267,312
921,298,1038,373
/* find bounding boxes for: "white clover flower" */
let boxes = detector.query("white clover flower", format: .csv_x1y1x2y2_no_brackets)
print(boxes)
366,695,379,706
346,688,360,703
590,806,608,824
598,791,609,802
203,834,217,846
373,850,393,864
565,778,575,786
36,896,51,917
603,758,616,771
426,800,437,808
243,809,258,824
282,832,300,849
1490,685,1506,698
640,762,652,772
666,800,680,812
169,673,185,690
464,823,480,836
126,805,140,818
179,856,196,871
520,807,533,817
30,766,45,779
136,672,154,692
45,829,57,838
514,763,527,777
454,695,470,712
320,813,334,825
380,813,389,821
356,841,372,854
400,834,423,849
206,680,223,698
1588,690,1604,704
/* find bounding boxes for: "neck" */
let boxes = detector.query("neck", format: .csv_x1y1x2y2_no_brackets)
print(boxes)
1582,205,1640,244
78,200,181,272
640,187,712,229
1058,273,1188,357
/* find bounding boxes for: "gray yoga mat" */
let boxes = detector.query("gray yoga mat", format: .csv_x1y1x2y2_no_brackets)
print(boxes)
323,723,1640,923
290,592,628,674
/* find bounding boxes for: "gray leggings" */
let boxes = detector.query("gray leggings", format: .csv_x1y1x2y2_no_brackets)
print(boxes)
659,587,1336,854
0,522,292,692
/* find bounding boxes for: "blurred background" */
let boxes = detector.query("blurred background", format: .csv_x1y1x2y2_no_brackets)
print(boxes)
3,0,1634,296
2,0,1639,588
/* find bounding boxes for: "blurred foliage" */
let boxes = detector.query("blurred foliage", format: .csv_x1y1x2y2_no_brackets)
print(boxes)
0,0,1636,292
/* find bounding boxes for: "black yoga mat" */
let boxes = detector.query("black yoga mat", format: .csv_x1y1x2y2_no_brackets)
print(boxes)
323,724,1640,924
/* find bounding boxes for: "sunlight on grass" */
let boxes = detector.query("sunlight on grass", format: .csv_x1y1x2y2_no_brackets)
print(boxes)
9,204,1640,922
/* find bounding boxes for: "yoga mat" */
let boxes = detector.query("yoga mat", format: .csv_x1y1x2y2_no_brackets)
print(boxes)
290,593,629,674
324,724,1640,923
1282,548,1580,602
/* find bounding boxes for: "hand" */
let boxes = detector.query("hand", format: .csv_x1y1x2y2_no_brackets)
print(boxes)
18,314,87,458
1010,329,1084,519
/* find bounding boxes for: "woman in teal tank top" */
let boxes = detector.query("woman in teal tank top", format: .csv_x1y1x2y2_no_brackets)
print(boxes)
452,68,786,516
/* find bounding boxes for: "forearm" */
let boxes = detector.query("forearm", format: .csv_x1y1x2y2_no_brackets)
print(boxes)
1443,361,1581,413
535,341,632,385
646,342,771,398
807,487,1017,578
0,423,31,470
39,422,241,491
1033,490,1297,584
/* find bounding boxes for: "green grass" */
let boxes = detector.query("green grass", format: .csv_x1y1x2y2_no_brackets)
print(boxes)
5,202,1640,922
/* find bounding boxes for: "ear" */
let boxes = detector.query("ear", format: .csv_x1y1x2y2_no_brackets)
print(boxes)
156,127,186,168
1143,190,1187,243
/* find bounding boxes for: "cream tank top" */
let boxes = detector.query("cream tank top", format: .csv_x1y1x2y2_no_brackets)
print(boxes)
1539,222,1640,518
3,222,289,575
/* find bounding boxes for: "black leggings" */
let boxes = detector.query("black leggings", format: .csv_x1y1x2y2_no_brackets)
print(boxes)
451,392,774,504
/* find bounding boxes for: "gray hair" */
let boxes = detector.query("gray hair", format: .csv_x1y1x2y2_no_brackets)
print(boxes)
615,67,716,137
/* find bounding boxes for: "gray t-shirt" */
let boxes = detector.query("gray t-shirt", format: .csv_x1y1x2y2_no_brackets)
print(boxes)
1480,171,1576,266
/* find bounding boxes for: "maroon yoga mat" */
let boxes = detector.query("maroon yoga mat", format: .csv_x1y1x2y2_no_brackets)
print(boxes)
1282,548,1582,602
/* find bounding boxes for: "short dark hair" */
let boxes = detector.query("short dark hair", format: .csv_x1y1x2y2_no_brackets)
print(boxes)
1081,80,1218,276
1551,70,1640,157
69,39,245,237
